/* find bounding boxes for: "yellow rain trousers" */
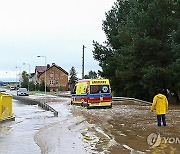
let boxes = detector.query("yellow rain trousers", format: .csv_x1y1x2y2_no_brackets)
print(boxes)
151,93,168,115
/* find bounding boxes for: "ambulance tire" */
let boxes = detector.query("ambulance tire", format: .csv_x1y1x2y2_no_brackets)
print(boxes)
87,104,90,109
81,102,84,107
70,101,73,105
109,103,112,108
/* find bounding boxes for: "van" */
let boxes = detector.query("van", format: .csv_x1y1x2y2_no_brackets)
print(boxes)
71,79,112,108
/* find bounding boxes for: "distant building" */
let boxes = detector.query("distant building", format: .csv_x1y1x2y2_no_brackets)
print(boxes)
31,63,68,91
29,73,35,83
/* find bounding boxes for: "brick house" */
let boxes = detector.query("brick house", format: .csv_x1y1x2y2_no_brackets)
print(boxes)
33,63,68,92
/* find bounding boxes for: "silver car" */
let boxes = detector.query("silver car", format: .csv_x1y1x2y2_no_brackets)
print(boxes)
17,88,29,96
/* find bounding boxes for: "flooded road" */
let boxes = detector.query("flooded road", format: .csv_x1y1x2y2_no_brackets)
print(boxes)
0,95,180,154
71,101,180,153
0,99,54,154
0,96,94,154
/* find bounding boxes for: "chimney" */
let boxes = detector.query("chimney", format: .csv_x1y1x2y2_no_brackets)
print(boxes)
47,64,50,69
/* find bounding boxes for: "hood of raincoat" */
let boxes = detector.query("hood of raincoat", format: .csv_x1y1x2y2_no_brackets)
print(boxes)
151,93,168,115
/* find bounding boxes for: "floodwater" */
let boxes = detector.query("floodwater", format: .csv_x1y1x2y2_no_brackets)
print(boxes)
0,95,180,154
0,96,94,154
0,99,53,154
71,101,180,154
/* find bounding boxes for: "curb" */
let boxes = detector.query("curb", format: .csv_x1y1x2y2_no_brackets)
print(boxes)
0,116,15,124
12,95,58,117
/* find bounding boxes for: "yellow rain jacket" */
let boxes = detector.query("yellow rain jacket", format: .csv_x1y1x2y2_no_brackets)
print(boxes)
151,93,168,115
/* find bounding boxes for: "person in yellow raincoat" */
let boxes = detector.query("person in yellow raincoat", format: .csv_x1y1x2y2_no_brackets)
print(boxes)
151,89,168,126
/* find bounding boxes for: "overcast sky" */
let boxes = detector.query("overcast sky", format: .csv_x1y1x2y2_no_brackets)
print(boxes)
0,0,115,81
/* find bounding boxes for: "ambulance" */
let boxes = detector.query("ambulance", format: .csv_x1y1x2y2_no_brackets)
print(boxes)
71,79,112,108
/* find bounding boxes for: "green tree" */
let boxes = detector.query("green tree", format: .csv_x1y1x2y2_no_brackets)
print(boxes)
69,66,78,91
21,71,28,88
171,23,180,102
93,0,180,102
39,80,50,92
29,81,36,91
84,70,98,79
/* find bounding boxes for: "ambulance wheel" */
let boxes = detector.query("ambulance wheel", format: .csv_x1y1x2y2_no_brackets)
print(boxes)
109,103,112,108
71,101,73,105
81,102,84,107
87,104,90,109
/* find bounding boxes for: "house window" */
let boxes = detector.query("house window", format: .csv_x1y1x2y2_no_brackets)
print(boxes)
55,74,59,78
50,80,54,85
56,80,58,85
50,73,53,78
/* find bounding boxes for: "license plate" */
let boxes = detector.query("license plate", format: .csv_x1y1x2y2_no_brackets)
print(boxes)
91,103,99,106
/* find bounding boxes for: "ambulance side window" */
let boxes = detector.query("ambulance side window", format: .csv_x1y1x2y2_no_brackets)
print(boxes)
83,85,87,94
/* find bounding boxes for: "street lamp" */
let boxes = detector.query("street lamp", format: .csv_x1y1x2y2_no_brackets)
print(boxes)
23,63,30,91
37,56,47,96
15,66,21,88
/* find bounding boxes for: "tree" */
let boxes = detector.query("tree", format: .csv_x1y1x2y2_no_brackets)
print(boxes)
84,70,98,79
38,80,50,92
93,0,180,102
69,66,78,91
171,23,180,102
29,81,36,91
21,71,28,88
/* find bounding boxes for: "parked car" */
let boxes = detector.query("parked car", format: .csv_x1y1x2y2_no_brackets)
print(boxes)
0,89,6,92
17,88,29,96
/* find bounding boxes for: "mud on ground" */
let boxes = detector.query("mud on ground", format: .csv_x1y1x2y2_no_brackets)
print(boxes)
71,101,180,154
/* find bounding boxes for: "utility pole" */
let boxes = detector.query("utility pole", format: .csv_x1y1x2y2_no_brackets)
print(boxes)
82,45,86,79
37,56,47,96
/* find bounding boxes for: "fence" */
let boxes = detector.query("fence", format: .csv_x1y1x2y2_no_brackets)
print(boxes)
57,93,152,105
112,97,151,105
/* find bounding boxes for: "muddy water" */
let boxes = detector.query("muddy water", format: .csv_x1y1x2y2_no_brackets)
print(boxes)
71,101,180,154
0,95,179,154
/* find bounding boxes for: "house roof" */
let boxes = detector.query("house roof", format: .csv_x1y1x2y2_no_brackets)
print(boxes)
37,63,68,78
35,66,47,73
51,64,68,75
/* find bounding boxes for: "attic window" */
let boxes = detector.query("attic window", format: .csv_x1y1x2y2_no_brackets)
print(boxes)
50,73,53,78
55,73,59,78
